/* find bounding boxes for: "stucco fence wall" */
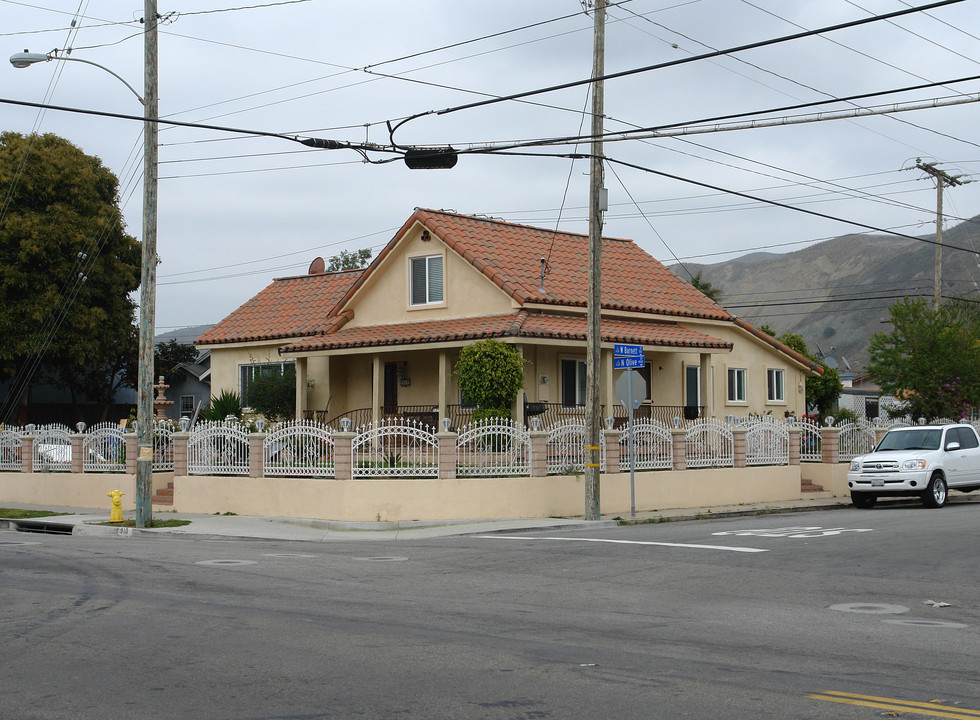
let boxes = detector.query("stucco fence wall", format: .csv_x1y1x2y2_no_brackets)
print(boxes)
1,465,813,522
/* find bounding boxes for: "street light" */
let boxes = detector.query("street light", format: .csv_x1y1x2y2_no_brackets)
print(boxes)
11,0,158,529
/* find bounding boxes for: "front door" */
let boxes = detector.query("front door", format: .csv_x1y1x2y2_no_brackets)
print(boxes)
685,365,700,419
384,362,398,413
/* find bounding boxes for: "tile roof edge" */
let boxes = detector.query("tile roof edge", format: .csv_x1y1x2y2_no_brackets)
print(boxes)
733,317,825,375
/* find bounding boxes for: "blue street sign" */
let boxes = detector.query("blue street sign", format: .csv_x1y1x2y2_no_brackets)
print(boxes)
614,343,644,357
613,356,645,369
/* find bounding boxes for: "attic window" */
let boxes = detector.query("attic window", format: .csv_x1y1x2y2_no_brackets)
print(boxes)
410,254,444,305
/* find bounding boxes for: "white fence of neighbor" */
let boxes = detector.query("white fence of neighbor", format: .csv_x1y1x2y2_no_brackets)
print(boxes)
456,418,531,478
9,413,980,480
352,418,439,478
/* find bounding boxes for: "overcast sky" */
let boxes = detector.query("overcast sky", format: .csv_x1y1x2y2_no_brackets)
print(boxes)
4,0,980,333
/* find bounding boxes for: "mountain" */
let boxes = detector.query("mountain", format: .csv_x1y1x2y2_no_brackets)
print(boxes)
671,215,980,372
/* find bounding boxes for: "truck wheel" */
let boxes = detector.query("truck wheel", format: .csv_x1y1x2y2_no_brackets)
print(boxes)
921,474,947,508
851,492,876,509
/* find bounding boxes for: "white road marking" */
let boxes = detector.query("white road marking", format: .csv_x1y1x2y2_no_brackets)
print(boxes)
478,536,767,553
712,526,873,538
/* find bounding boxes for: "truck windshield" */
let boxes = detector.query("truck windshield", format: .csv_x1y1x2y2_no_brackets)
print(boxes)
877,429,941,451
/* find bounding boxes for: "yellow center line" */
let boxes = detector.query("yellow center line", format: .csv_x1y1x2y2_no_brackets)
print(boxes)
809,691,980,719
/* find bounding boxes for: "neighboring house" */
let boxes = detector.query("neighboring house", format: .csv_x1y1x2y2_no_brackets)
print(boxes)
163,349,211,422
196,209,822,427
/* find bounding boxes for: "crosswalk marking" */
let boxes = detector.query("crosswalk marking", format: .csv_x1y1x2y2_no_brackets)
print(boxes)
479,536,768,553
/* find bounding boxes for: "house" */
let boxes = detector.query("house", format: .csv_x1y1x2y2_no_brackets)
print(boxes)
196,209,822,427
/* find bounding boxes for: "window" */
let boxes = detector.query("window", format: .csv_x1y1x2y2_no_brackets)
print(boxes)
685,365,700,407
410,255,444,305
180,395,195,416
561,358,587,407
767,368,785,402
240,362,292,408
727,368,747,403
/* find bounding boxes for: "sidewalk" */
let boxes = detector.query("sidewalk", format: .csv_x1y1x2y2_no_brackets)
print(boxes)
0,496,854,542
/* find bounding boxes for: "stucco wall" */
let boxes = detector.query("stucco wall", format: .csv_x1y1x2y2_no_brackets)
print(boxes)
0,472,174,511
346,223,514,328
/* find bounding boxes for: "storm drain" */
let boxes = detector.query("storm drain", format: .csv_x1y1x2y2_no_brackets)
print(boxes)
13,520,74,535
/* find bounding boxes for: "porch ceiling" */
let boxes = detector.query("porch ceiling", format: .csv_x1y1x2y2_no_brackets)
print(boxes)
278,310,732,355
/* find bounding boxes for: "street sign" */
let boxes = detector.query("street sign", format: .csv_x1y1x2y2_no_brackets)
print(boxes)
613,356,645,369
614,343,643,357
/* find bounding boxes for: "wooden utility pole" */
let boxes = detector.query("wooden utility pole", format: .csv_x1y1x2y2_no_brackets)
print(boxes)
585,0,605,521
916,159,964,311
136,0,159,527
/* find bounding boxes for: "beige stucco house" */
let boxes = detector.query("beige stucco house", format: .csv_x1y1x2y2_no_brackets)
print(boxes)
196,209,822,427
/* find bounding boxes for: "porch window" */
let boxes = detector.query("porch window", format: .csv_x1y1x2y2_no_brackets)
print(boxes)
410,255,444,305
240,361,293,408
561,358,587,407
767,368,785,402
180,395,195,416
727,368,746,403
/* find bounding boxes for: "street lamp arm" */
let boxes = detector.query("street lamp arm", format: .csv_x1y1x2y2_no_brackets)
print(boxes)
10,50,145,105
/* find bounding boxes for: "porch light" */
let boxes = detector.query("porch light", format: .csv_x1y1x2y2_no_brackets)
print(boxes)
178,416,191,431
76,421,86,433
604,417,614,429
672,416,682,428
440,417,452,432
529,416,541,431
340,417,352,432
255,418,267,432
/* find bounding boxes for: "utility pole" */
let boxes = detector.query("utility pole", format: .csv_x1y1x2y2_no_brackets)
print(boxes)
136,0,159,527
916,159,965,311
585,0,606,521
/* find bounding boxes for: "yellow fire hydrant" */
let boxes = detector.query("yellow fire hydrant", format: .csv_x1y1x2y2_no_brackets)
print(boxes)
107,490,125,523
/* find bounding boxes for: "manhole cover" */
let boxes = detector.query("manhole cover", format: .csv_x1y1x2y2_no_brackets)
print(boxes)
194,559,258,567
829,603,909,614
883,619,968,628
261,553,316,558
354,556,408,562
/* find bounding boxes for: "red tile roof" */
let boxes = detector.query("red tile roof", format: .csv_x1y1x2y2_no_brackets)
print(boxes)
279,311,731,353
196,269,362,346
334,209,732,322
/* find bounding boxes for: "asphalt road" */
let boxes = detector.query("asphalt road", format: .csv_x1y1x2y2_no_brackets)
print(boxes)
2,502,978,719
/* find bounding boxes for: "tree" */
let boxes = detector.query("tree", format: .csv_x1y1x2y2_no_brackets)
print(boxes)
0,132,141,424
246,364,296,422
454,339,525,422
327,248,372,271
778,331,843,417
154,340,199,386
689,270,722,302
867,297,980,420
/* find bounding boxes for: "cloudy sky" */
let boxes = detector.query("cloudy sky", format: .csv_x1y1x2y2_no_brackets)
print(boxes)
4,0,980,332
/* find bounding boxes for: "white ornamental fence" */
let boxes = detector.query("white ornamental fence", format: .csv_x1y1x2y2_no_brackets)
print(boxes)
618,420,672,471
34,424,72,472
456,418,531,477
187,420,250,476
685,419,734,469
82,423,127,473
263,420,334,478
0,428,23,471
743,418,790,466
546,420,606,475
837,421,876,462
351,419,439,478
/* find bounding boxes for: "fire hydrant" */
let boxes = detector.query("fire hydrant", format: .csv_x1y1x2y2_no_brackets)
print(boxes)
107,490,125,523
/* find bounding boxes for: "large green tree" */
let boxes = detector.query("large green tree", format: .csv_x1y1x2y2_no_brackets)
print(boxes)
0,131,140,423
154,340,199,386
867,297,980,419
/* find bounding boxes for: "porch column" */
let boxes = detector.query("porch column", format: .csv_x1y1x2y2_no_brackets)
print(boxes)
438,350,448,424
700,353,712,417
514,344,525,427
371,354,382,426
294,356,308,421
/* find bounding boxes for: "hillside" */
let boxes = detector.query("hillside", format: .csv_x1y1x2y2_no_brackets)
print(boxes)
672,215,980,372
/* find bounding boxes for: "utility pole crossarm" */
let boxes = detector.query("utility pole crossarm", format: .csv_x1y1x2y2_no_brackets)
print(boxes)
916,159,968,310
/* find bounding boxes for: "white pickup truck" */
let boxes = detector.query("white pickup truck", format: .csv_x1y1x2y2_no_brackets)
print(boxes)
847,424,980,508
